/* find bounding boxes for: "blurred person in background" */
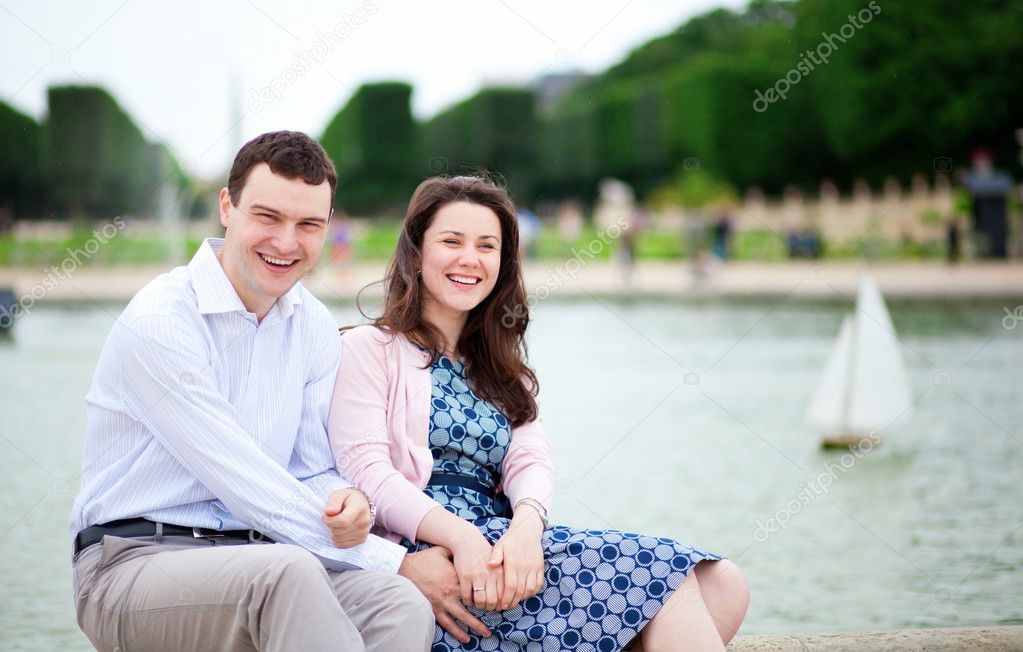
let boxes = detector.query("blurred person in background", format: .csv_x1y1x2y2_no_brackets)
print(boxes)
963,147,1013,258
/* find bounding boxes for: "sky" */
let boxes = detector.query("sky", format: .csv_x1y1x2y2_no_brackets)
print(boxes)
2,0,747,180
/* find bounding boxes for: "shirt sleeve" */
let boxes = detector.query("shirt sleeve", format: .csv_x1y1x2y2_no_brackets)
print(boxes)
116,312,406,573
287,322,353,499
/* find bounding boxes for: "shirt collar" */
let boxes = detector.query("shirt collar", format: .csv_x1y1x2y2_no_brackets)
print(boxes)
189,238,304,318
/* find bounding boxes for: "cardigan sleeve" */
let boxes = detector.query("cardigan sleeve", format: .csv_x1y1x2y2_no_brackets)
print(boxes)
501,413,557,516
327,326,440,543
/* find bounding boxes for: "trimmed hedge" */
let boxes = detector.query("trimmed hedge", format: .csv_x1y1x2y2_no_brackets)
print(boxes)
422,87,538,204
0,102,42,218
43,86,165,218
321,82,417,215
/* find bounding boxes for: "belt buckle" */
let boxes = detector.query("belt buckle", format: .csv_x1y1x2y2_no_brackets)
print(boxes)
192,527,226,540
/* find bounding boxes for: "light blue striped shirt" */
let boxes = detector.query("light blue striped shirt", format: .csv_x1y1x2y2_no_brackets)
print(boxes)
69,238,405,573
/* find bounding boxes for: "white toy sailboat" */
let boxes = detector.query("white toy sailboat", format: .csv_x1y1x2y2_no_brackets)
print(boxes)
808,273,913,448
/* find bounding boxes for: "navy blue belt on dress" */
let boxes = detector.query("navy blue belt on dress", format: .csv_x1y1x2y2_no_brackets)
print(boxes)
425,473,498,500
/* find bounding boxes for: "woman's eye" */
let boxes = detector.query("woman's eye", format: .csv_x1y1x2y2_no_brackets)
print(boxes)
443,239,459,245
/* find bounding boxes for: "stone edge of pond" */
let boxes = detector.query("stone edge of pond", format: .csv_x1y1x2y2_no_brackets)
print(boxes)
728,625,1023,651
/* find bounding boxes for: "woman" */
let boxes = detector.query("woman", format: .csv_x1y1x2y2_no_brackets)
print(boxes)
329,176,749,651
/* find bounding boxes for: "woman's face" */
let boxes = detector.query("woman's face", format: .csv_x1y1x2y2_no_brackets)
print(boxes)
420,200,502,322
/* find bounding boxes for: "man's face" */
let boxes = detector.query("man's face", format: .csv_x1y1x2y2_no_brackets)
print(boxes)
218,163,332,317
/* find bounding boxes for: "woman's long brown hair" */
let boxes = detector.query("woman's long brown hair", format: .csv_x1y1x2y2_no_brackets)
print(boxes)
357,175,538,427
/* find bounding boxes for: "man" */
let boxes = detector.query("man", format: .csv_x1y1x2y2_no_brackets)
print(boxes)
70,131,441,651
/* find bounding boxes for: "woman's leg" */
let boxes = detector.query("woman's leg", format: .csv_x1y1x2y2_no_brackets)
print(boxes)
637,567,725,652
694,559,750,644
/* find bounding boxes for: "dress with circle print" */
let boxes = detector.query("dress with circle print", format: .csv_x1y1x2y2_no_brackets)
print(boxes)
402,355,723,652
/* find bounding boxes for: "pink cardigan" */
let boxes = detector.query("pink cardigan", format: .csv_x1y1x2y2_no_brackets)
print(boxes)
327,325,556,544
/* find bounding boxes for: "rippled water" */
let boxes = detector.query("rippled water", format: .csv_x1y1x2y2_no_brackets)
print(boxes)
2,297,1021,649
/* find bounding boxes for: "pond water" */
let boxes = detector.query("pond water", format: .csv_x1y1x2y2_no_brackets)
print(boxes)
2,296,1021,649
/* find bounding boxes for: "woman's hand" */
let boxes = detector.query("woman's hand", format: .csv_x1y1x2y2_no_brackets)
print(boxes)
451,533,504,611
489,511,545,611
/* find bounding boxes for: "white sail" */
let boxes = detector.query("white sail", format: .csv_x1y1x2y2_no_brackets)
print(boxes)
807,273,913,436
807,314,855,432
847,274,913,432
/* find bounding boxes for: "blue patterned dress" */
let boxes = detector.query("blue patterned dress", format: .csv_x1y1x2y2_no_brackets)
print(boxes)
403,355,722,652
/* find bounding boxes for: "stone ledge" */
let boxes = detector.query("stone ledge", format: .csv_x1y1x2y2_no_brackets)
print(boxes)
728,625,1023,651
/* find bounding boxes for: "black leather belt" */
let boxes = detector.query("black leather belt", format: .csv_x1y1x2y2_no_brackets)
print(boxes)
73,518,273,555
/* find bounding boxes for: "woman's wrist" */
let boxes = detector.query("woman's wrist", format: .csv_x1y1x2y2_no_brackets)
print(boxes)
509,504,546,538
513,498,549,529
447,518,488,553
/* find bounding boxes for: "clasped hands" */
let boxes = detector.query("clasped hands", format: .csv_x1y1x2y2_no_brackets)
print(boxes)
454,522,545,613
322,489,547,644
399,512,545,644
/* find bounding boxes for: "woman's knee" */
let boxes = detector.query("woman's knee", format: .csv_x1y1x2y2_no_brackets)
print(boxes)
703,560,749,603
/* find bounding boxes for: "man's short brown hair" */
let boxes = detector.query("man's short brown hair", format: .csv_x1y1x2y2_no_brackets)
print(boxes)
227,131,337,207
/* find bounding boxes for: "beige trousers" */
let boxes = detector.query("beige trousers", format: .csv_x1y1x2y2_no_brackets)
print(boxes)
72,535,434,652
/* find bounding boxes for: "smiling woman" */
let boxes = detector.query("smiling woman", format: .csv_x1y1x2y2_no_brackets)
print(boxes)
330,175,750,651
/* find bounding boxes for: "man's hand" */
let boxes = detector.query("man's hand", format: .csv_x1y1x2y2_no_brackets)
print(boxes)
399,546,492,645
322,488,371,548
